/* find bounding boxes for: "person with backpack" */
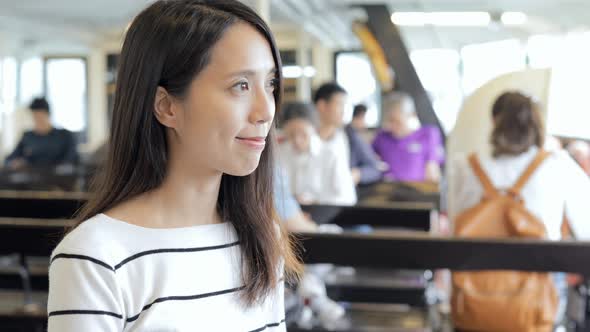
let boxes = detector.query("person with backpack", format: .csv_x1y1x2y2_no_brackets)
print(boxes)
447,91,590,331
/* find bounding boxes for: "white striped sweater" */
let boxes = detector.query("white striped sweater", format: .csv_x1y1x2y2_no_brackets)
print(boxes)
48,214,285,332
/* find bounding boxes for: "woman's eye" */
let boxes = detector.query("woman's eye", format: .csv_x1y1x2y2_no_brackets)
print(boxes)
233,81,250,92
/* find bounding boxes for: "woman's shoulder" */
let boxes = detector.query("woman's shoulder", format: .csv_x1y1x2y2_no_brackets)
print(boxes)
465,148,578,176
448,151,496,180
51,214,121,264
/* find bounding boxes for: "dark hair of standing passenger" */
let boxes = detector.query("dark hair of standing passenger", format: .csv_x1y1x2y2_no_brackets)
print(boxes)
74,0,301,306
491,91,544,157
313,82,346,104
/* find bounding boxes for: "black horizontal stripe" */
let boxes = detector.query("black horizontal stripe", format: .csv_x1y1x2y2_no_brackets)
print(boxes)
50,241,240,273
248,318,286,332
126,286,246,322
115,241,240,270
49,279,283,324
48,309,122,319
51,254,114,271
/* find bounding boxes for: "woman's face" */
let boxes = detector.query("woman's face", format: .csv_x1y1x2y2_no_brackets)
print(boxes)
172,22,277,176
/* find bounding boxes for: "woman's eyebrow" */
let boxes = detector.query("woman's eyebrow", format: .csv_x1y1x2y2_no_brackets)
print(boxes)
225,67,277,78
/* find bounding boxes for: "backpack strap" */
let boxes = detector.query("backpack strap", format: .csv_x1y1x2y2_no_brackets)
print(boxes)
509,150,551,195
468,154,499,198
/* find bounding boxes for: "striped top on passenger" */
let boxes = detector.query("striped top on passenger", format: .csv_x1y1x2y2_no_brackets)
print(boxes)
47,213,285,332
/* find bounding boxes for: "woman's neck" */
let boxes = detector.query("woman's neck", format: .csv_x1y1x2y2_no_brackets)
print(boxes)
106,157,223,229
151,167,223,227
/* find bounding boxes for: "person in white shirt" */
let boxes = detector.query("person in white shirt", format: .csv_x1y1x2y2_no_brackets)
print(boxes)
314,84,349,163
448,91,590,324
314,83,382,186
47,1,302,331
279,102,357,206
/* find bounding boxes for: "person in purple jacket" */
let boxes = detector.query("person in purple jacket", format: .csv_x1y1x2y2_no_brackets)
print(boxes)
372,92,444,182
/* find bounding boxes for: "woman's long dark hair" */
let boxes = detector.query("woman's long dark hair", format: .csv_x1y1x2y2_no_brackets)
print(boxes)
491,91,545,157
75,0,302,305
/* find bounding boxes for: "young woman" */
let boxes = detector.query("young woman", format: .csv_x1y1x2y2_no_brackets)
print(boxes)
47,1,301,331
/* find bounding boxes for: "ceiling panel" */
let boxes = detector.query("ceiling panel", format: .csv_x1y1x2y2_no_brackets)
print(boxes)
0,0,589,50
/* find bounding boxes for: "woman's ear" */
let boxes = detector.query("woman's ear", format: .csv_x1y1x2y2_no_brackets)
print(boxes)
154,86,179,129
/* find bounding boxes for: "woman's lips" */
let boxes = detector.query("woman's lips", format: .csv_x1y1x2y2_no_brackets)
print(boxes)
236,136,266,150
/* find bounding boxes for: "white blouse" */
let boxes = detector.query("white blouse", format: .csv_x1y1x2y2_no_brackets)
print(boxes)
448,147,590,240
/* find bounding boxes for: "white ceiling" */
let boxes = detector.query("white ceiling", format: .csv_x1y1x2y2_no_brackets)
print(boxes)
0,0,589,51
299,0,590,49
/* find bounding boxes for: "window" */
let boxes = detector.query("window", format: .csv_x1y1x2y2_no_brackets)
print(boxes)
335,51,380,127
546,32,590,139
461,39,526,95
19,57,43,106
44,57,87,134
411,49,462,132
527,35,563,69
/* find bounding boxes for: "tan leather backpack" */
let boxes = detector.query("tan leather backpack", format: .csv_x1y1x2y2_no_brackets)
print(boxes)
452,150,558,332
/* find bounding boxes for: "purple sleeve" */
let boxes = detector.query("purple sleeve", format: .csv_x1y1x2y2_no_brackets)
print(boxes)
423,126,444,164
372,132,383,157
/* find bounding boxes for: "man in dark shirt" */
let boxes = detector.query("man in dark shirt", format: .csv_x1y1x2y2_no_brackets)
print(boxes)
345,103,382,185
4,98,78,170
350,104,368,132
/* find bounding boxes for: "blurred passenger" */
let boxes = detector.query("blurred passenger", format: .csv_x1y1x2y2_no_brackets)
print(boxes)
274,166,318,232
372,92,444,182
279,102,356,205
314,83,381,185
448,91,590,327
4,97,78,170
350,104,368,132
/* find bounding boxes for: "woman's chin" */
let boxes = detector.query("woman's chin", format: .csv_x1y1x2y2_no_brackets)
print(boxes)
224,161,260,177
